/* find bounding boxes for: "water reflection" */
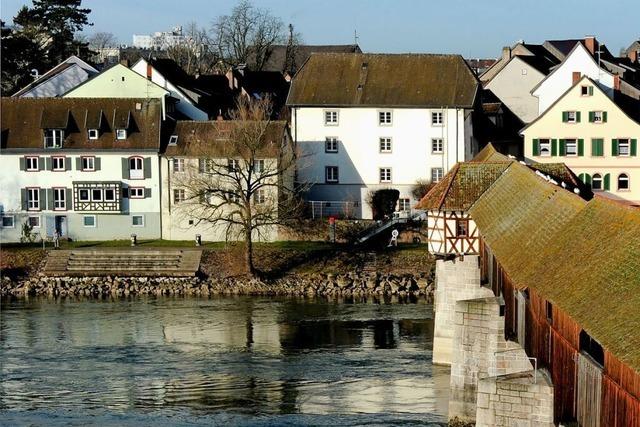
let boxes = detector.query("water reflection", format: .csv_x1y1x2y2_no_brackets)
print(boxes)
0,296,448,425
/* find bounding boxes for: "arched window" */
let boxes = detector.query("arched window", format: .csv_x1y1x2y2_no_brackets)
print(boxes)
591,173,602,190
129,156,144,180
618,173,630,190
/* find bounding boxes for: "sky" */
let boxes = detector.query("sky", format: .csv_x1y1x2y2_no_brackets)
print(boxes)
1,0,639,58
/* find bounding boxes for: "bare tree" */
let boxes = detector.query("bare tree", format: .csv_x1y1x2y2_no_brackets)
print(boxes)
212,0,285,70
166,22,218,75
88,31,117,50
173,97,303,276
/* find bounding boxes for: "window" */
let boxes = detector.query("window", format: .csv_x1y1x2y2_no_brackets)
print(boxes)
455,219,468,237
173,189,186,203
26,156,39,171
82,156,95,171
253,189,266,204
173,158,184,172
253,159,265,173
379,137,392,153
52,156,65,171
88,129,99,140
2,216,15,228
44,129,64,148
324,110,338,125
28,216,40,228
431,111,443,125
53,188,66,210
592,173,603,190
563,111,579,123
432,138,443,154
580,330,604,367
591,111,605,123
79,189,90,202
325,137,338,153
521,68,528,75
618,173,630,190
581,86,589,96
116,129,127,140
91,188,102,201
169,135,178,145
565,139,578,156
325,166,339,183
129,187,144,199
618,139,630,156
227,159,240,172
132,215,144,227
538,139,551,156
546,301,553,321
129,157,144,179
431,167,444,182
229,192,241,203
397,198,411,211
27,188,39,210
378,110,392,125
104,188,116,202
379,167,392,183
83,215,96,227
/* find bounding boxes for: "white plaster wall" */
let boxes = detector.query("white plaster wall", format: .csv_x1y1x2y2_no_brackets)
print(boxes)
533,44,615,114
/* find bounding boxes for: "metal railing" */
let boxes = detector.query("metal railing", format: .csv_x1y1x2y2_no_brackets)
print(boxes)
307,201,360,219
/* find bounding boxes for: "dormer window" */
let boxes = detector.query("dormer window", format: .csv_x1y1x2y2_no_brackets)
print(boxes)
116,129,127,140
44,129,64,148
88,129,99,140
169,135,178,145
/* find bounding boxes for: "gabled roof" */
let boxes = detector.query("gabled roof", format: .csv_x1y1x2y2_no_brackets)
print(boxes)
12,55,98,97
287,53,479,108
1,97,162,151
542,39,584,60
260,44,362,73
470,143,511,163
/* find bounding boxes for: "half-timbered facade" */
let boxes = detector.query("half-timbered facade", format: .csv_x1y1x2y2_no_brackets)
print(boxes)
0,98,163,242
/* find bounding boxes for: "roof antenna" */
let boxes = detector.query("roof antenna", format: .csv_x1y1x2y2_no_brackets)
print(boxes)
354,29,359,46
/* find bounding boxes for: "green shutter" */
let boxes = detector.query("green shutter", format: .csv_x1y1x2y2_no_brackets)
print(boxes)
122,158,129,179
95,157,101,171
66,188,72,211
588,86,594,96
604,173,611,191
612,139,618,156
562,111,568,122
578,139,584,156
591,139,597,156
603,111,608,123
559,139,566,156
143,157,152,179
551,139,558,156
45,157,52,171
21,189,28,210
631,139,637,156
588,112,594,123
65,157,72,171
19,157,26,171
532,139,540,156
47,189,54,211
39,189,46,211
585,174,591,186
39,157,45,171
576,111,581,123
75,157,82,170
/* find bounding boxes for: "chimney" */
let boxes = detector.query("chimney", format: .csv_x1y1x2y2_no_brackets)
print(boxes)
216,109,224,121
120,59,130,67
146,63,152,80
614,74,620,91
572,71,581,85
629,49,638,63
501,46,511,61
584,36,596,55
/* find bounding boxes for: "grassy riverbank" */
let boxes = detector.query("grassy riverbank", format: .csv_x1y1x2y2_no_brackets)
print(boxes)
1,240,434,281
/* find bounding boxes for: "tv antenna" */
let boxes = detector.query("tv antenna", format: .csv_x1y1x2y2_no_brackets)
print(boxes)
354,29,359,45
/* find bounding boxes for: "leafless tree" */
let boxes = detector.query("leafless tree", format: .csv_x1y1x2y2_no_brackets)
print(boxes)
211,0,285,71
166,22,217,75
173,97,304,276
88,31,117,49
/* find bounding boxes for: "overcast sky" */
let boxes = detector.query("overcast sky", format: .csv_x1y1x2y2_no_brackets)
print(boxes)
2,0,638,58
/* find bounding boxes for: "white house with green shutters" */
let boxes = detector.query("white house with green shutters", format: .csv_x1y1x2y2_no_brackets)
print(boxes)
522,76,640,206
0,97,164,242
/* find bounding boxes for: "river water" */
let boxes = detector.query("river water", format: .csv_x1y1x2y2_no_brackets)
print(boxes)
0,296,449,426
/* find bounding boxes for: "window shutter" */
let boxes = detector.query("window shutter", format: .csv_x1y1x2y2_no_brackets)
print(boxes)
559,139,566,156
45,157,52,170
144,188,151,198
576,111,581,123
532,139,540,156
551,139,558,156
562,111,568,122
143,157,152,179
604,173,610,191
585,174,591,186
65,188,72,210
578,139,584,156
578,173,585,183
588,86,594,96
39,189,46,211
75,157,82,170
39,157,45,171
612,139,618,156
588,112,594,123
122,158,130,179
65,157,72,171
21,189,28,210
95,157,102,171
603,111,607,123
631,139,637,156
591,139,597,156
47,189,54,210
19,157,26,171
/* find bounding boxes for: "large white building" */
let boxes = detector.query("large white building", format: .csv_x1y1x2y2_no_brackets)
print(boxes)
132,26,185,50
0,98,163,242
287,53,480,219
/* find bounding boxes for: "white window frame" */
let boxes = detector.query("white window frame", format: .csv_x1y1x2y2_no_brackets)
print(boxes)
227,159,240,172
325,137,338,153
116,129,127,140
378,110,392,126
27,188,40,210
91,188,103,202
52,187,65,210
2,215,15,228
78,188,90,202
565,139,578,156
431,167,444,183
253,159,265,173
593,111,604,123
131,215,145,227
431,138,444,154
325,166,339,183
129,187,145,199
168,135,178,145
324,110,339,126
397,198,411,212
566,111,577,123
618,139,630,156
104,188,116,202
253,188,266,204
52,156,65,171
28,215,41,228
431,111,444,126
173,158,184,173
81,156,95,171
129,157,144,180
44,129,64,148
83,215,96,227
173,188,186,204
379,167,392,183
539,138,551,157
88,129,99,140
379,137,392,153
25,156,39,171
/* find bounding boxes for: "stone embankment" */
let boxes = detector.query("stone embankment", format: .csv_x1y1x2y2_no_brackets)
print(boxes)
1,272,434,299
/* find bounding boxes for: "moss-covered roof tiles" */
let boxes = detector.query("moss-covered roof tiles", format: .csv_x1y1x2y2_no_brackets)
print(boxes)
470,143,511,163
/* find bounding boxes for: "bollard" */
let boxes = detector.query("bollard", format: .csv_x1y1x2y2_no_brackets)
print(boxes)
195,234,202,246
130,234,137,247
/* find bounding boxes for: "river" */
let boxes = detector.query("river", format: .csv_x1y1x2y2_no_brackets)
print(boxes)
0,296,449,426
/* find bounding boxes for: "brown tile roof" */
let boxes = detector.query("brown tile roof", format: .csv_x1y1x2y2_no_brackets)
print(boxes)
1,97,162,151
260,44,362,73
164,120,288,158
287,53,479,107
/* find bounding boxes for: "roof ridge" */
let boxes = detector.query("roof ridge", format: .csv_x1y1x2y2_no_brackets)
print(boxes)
437,163,460,210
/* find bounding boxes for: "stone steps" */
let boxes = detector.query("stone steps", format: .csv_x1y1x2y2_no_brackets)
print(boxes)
42,249,202,277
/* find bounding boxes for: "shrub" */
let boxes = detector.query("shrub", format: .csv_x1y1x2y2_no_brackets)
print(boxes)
411,179,436,201
369,189,400,220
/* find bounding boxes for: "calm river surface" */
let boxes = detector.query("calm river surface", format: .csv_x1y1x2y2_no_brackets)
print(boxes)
0,296,449,426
